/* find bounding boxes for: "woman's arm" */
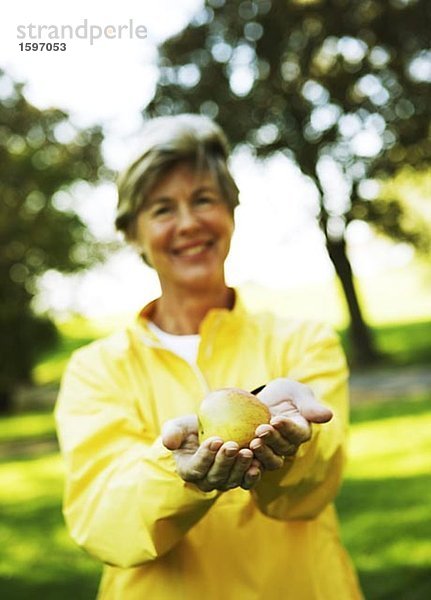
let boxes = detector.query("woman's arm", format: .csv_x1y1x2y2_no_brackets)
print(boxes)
250,323,349,520
55,344,220,569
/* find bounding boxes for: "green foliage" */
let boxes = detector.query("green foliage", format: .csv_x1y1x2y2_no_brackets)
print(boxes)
149,0,431,227
0,311,59,393
0,70,107,411
368,168,431,255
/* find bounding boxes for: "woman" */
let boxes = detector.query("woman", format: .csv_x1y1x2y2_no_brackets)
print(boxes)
55,114,363,599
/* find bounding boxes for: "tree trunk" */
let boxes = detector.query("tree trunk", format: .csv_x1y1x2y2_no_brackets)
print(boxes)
325,237,379,366
0,389,13,414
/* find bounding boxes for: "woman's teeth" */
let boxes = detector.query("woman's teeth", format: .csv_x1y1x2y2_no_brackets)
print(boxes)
179,244,208,256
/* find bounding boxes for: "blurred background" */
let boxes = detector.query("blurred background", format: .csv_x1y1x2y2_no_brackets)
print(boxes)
0,0,430,598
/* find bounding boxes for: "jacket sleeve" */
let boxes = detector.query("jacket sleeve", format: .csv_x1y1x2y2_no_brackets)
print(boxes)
55,342,219,568
252,322,349,521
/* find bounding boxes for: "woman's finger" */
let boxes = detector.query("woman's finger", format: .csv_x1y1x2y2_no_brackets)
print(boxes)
223,449,253,489
241,459,262,490
204,442,239,487
176,437,223,482
270,415,312,446
254,424,299,456
249,438,284,470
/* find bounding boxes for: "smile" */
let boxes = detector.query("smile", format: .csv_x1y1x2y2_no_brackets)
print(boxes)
172,241,213,257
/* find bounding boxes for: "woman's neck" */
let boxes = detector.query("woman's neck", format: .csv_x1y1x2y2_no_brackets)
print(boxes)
152,285,234,334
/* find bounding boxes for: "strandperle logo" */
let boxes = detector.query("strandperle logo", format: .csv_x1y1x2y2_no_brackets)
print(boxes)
17,19,148,45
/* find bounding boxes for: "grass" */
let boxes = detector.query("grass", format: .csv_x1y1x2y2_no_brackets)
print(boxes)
0,411,56,443
0,453,101,600
337,395,431,599
1,395,430,598
371,320,431,367
337,319,431,370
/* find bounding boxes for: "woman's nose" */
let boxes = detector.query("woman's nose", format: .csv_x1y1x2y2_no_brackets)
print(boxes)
176,204,201,231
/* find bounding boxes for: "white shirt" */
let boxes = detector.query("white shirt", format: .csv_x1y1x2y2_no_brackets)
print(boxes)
147,321,200,365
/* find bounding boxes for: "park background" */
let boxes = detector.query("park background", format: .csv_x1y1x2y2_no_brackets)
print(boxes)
0,0,430,598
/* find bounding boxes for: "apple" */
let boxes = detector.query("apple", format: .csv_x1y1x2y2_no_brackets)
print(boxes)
198,387,271,448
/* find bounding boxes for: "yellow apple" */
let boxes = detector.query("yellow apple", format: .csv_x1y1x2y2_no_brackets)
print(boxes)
198,387,271,448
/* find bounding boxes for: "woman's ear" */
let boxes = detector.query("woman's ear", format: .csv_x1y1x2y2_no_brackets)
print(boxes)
131,238,150,263
129,238,152,267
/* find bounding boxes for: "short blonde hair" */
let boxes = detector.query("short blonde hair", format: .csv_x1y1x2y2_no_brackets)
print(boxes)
115,114,239,239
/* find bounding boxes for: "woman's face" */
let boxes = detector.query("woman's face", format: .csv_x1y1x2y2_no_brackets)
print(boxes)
133,163,235,292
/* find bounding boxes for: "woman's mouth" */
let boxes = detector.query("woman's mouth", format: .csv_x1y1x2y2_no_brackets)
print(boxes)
172,241,213,257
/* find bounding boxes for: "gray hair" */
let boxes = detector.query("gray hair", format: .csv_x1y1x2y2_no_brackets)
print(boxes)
115,114,239,240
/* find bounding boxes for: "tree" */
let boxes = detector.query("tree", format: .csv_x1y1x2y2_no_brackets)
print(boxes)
146,0,431,365
0,70,106,412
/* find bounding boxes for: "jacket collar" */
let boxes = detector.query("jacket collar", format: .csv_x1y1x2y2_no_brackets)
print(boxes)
134,288,247,348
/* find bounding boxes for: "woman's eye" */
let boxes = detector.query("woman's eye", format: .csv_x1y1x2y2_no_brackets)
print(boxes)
195,196,214,206
152,205,171,217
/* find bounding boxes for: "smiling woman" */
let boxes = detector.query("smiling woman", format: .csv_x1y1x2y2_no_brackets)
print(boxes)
133,165,235,307
115,114,240,332
55,114,363,600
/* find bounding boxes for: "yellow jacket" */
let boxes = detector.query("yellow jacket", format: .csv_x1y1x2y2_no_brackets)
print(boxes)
55,296,363,599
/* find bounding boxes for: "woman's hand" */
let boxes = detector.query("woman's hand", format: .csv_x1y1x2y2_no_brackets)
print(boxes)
162,415,262,492
249,378,333,470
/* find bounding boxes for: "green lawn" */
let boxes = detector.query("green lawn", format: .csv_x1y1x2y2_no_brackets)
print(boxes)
338,319,431,369
1,395,430,598
337,395,431,599
0,411,57,444
371,320,431,367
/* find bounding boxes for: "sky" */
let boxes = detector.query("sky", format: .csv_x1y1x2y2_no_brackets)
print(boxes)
1,0,411,317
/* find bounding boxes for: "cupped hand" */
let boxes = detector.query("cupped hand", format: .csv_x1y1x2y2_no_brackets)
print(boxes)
162,415,262,492
249,378,333,470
